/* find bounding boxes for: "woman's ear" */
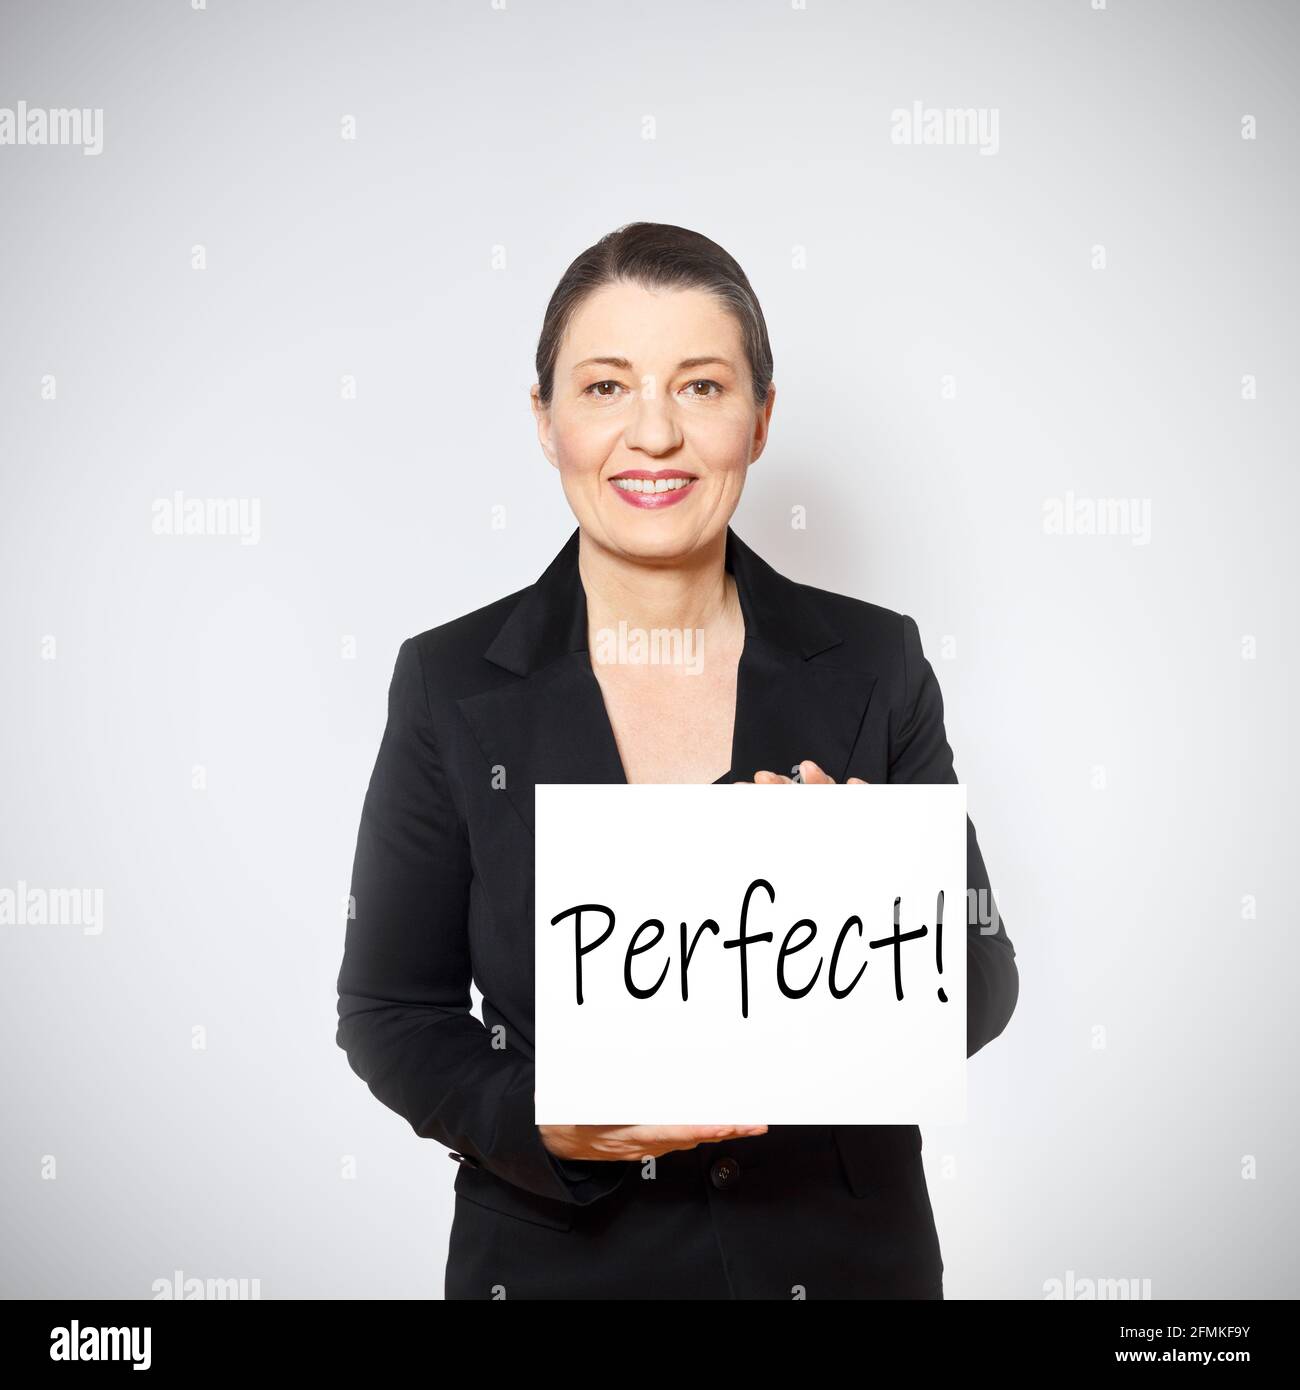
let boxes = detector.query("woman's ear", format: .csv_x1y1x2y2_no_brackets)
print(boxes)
749,382,776,464
530,384,558,467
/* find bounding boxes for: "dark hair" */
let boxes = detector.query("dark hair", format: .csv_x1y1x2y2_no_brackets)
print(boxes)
534,221,773,409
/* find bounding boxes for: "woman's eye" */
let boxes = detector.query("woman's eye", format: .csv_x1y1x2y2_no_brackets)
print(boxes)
584,380,624,399
584,378,721,401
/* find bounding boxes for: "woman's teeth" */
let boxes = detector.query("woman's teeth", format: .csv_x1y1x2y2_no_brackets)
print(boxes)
612,477,695,493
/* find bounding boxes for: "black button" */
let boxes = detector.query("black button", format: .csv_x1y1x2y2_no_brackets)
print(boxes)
710,1156,740,1189
449,1151,480,1169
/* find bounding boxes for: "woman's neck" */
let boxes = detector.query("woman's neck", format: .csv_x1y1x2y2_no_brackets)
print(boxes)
578,528,742,648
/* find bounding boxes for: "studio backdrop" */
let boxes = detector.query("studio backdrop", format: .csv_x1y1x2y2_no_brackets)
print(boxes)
1,0,1295,1299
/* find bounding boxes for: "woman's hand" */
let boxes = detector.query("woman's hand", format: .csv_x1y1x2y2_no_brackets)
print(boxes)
540,1123,767,1162
740,758,868,785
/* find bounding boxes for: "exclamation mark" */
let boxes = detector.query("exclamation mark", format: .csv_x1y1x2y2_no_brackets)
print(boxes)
935,889,947,1002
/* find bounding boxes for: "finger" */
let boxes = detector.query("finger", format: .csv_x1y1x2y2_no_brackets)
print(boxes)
846,776,869,785
754,770,793,784
682,1124,768,1138
798,759,836,784
620,1125,769,1160
630,1124,766,1144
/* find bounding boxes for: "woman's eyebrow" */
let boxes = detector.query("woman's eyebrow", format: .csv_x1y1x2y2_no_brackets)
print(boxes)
570,355,735,374
677,356,734,371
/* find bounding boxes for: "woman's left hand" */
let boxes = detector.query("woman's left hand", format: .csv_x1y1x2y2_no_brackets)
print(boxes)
738,758,868,785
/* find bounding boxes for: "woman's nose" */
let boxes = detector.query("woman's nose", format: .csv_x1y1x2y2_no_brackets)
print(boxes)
621,383,683,455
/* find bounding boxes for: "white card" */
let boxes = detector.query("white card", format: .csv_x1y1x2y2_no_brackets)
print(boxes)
534,783,967,1125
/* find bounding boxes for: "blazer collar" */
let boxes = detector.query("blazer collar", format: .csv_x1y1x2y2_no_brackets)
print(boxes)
458,525,877,834
482,524,842,677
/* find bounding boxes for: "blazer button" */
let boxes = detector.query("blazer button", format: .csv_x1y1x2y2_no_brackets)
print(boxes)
449,1151,480,1169
710,1156,740,1190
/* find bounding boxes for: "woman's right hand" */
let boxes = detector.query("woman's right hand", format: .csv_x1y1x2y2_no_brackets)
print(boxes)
539,1123,767,1162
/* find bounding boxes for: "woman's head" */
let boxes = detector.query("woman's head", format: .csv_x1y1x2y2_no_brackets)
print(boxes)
532,222,775,562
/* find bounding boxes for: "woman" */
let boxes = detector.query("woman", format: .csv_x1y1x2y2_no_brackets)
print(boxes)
335,222,1019,1300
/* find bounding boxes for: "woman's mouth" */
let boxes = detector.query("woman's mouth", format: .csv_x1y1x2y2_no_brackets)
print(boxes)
609,471,699,509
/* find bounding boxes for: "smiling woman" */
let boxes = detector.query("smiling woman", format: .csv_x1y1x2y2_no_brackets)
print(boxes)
532,271,771,567
335,221,1018,1300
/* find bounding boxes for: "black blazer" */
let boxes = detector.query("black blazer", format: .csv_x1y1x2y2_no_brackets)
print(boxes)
336,524,1018,1300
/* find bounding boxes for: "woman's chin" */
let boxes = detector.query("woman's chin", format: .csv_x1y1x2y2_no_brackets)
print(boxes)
596,507,723,561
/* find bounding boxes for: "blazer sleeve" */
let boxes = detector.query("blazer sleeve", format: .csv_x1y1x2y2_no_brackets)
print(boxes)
335,637,627,1206
888,616,1019,1058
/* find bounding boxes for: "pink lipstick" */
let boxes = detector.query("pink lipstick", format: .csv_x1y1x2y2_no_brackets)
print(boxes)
608,468,699,510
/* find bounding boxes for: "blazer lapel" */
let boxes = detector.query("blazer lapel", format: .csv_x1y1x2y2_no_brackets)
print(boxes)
456,525,878,836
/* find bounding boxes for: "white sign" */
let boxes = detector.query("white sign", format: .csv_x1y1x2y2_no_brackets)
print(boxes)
534,783,967,1125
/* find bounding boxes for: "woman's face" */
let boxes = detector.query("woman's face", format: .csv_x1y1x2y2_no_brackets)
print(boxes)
532,279,774,562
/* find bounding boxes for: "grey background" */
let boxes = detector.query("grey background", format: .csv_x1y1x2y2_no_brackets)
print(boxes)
1,0,1296,1299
